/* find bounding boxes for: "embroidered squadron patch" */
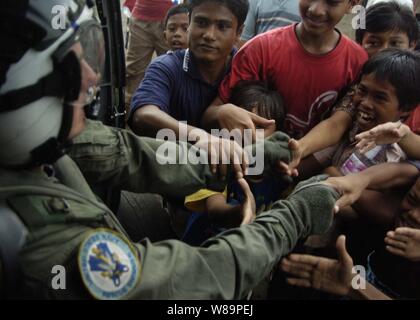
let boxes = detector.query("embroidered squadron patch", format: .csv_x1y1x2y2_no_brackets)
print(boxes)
78,229,140,300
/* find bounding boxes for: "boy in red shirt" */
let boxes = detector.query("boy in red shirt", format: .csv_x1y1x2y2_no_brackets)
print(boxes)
202,0,367,139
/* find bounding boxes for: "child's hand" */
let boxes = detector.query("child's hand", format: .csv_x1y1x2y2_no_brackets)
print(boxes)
236,173,256,225
277,138,301,177
355,122,411,154
280,235,354,296
385,227,420,262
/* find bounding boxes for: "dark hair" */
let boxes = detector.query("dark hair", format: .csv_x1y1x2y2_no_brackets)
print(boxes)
188,0,249,30
355,2,419,44
360,48,420,112
230,80,285,130
165,4,190,28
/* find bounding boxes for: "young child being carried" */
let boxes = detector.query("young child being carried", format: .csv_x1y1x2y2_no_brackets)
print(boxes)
182,80,287,245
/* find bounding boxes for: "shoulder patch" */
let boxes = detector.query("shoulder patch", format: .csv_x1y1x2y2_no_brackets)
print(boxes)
78,229,140,300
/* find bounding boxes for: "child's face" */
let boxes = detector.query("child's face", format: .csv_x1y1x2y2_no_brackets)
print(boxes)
188,2,240,64
399,177,420,229
354,73,405,132
164,13,189,51
361,30,414,58
298,0,355,36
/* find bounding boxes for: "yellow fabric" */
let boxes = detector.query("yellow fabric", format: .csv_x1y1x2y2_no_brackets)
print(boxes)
185,188,228,212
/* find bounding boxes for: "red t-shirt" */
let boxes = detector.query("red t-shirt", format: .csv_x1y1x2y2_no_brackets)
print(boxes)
132,0,173,21
219,24,368,138
405,105,420,134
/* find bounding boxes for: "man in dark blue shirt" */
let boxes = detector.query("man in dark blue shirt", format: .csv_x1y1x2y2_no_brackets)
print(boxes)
129,47,235,129
128,0,248,140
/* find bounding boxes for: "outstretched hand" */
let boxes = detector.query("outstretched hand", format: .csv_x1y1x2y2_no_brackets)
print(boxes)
355,122,410,154
277,138,301,177
192,129,249,179
385,227,420,262
218,103,275,142
280,235,354,296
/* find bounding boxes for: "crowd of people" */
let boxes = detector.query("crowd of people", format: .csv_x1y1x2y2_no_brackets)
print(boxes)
0,0,419,300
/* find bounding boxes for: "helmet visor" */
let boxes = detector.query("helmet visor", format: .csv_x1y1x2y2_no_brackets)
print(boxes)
75,19,105,105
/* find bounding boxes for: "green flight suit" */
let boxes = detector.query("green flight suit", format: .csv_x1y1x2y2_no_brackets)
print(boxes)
0,120,339,299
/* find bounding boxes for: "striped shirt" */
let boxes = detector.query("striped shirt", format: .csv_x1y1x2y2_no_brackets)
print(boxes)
241,0,300,41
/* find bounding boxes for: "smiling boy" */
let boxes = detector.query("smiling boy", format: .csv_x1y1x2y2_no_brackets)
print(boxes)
324,49,420,177
277,2,420,177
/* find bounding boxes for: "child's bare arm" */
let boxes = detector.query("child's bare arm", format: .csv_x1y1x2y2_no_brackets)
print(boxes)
206,194,243,228
206,176,256,228
356,122,420,159
279,111,352,176
323,162,418,210
398,126,420,159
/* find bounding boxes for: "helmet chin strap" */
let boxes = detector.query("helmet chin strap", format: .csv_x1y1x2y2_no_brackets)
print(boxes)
26,50,81,167
30,102,74,166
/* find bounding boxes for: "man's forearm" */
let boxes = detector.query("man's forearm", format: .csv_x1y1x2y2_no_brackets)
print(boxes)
131,176,339,299
206,194,244,228
201,96,224,131
131,105,197,139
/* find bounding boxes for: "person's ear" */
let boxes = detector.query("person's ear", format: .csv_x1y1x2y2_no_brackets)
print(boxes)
163,30,168,42
236,24,244,38
409,41,417,50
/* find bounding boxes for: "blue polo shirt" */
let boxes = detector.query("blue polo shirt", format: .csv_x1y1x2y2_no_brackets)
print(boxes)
129,49,235,128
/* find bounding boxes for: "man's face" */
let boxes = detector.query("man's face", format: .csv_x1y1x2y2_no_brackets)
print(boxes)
68,43,99,139
361,30,415,58
298,0,355,36
353,73,404,132
188,2,240,64
399,177,420,229
164,13,189,50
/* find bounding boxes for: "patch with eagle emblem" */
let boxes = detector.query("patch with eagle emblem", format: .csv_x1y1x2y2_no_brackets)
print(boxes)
78,229,140,299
